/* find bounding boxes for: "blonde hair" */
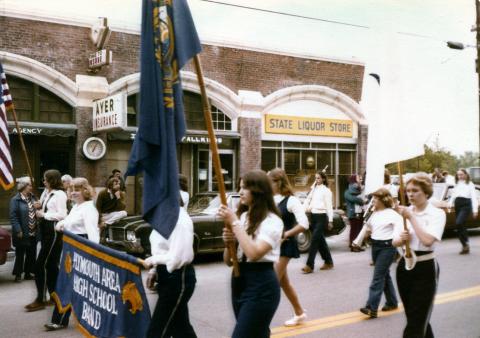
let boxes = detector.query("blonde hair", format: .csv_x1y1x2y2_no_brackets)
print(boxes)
406,173,433,198
371,188,394,208
69,177,94,201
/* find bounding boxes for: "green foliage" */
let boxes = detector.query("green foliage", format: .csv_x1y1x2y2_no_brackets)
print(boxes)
385,145,462,174
456,151,480,168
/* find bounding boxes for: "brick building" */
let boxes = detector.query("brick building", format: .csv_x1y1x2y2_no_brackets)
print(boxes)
0,14,366,222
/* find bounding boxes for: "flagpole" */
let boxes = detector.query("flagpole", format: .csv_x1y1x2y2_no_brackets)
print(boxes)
193,55,240,277
397,161,412,258
8,104,37,195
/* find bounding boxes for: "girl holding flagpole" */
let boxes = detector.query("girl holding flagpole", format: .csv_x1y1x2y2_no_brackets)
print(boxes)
44,177,99,331
268,168,309,326
394,173,446,338
219,170,283,338
140,197,197,338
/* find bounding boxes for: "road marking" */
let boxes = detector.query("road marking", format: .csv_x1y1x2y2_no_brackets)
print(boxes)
271,285,480,338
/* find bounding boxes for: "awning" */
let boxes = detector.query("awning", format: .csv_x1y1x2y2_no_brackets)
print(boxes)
108,129,241,142
8,122,77,138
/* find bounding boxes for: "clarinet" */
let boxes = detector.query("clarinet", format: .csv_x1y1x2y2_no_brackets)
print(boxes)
362,199,375,224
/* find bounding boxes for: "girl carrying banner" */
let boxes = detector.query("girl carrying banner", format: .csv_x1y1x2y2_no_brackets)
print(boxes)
219,170,283,338
140,200,197,338
44,177,99,331
394,173,446,338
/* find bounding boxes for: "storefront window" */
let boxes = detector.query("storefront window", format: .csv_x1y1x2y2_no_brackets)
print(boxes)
126,91,232,131
7,75,73,123
260,141,356,208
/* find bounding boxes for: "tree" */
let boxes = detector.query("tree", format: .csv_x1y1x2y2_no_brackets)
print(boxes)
456,151,480,168
386,145,457,174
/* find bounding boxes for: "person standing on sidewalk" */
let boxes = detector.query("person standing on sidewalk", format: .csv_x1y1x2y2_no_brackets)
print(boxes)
394,173,446,338
359,188,400,318
10,177,37,282
25,169,67,312
344,174,366,252
268,168,309,326
448,168,477,254
302,171,334,273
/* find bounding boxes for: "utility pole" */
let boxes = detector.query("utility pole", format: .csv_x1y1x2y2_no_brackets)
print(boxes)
476,0,480,164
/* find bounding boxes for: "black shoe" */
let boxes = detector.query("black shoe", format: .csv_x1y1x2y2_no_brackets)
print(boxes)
44,323,66,331
360,307,377,318
459,245,470,255
24,274,35,280
381,304,398,312
14,275,22,283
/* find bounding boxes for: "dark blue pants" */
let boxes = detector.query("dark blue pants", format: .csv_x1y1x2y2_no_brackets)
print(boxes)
454,197,471,246
231,262,280,338
365,240,398,311
306,213,333,268
396,255,439,338
147,264,197,338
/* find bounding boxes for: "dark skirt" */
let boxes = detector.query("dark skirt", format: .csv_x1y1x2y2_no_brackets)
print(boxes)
280,237,300,258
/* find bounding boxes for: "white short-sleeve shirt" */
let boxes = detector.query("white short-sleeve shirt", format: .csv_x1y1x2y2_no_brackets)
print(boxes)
393,202,446,251
367,208,403,241
237,211,283,263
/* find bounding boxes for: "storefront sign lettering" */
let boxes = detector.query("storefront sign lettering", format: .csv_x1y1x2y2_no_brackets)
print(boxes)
265,114,353,137
93,93,127,132
11,127,42,135
181,136,222,144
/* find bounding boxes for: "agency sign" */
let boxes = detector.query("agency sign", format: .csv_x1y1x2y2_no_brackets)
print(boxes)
93,93,127,132
265,114,353,138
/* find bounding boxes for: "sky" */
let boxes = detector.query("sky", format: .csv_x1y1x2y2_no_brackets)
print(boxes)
2,0,478,155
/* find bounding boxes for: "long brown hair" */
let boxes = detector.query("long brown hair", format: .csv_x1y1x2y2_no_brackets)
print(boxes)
237,170,280,236
455,168,470,184
268,168,294,196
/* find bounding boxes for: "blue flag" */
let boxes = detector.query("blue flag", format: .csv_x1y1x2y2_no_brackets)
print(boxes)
52,231,150,338
126,0,201,238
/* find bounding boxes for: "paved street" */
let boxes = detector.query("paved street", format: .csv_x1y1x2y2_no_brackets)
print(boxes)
1,229,479,338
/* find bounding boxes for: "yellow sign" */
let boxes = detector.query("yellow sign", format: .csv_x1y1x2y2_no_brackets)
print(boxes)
265,114,353,137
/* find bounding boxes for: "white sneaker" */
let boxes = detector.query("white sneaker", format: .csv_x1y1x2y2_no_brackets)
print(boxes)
284,312,307,326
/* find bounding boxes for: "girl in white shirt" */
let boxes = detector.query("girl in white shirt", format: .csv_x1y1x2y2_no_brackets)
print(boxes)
302,171,334,273
45,177,99,331
449,168,478,254
394,173,446,338
25,169,67,312
359,188,401,319
268,168,309,327
141,198,197,338
220,170,283,338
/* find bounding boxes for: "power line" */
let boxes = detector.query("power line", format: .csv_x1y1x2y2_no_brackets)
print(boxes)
199,0,370,29
199,0,446,42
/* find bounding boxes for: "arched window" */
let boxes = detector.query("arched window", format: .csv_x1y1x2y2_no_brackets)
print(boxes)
7,76,74,123
127,91,231,131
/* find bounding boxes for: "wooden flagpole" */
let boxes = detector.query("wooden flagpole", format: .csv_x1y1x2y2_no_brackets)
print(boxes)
8,104,37,195
397,161,412,258
193,55,240,277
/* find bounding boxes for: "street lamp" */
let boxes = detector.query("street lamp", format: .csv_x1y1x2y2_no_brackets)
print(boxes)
447,36,480,164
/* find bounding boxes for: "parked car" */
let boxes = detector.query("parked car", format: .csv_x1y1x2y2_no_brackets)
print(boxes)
104,192,348,257
0,227,12,265
431,182,480,232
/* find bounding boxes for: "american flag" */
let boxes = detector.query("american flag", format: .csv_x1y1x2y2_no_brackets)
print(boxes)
0,63,14,190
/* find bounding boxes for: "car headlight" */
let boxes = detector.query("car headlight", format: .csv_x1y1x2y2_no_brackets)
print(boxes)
126,231,137,242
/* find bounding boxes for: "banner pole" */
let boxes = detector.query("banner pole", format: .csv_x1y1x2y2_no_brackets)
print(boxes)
397,161,412,258
193,55,240,277
8,104,37,196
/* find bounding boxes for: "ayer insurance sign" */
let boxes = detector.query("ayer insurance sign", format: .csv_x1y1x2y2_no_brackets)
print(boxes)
93,93,127,132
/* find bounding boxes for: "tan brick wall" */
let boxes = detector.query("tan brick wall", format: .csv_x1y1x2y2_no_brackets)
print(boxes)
238,117,262,176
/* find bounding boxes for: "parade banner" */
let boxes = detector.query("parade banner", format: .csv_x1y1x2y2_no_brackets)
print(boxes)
51,231,150,338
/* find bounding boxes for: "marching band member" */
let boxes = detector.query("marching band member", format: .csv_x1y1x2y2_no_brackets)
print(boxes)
220,170,283,338
359,188,400,318
448,168,477,255
25,169,67,312
141,200,197,338
394,173,446,338
268,168,309,326
45,177,99,331
302,171,334,272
